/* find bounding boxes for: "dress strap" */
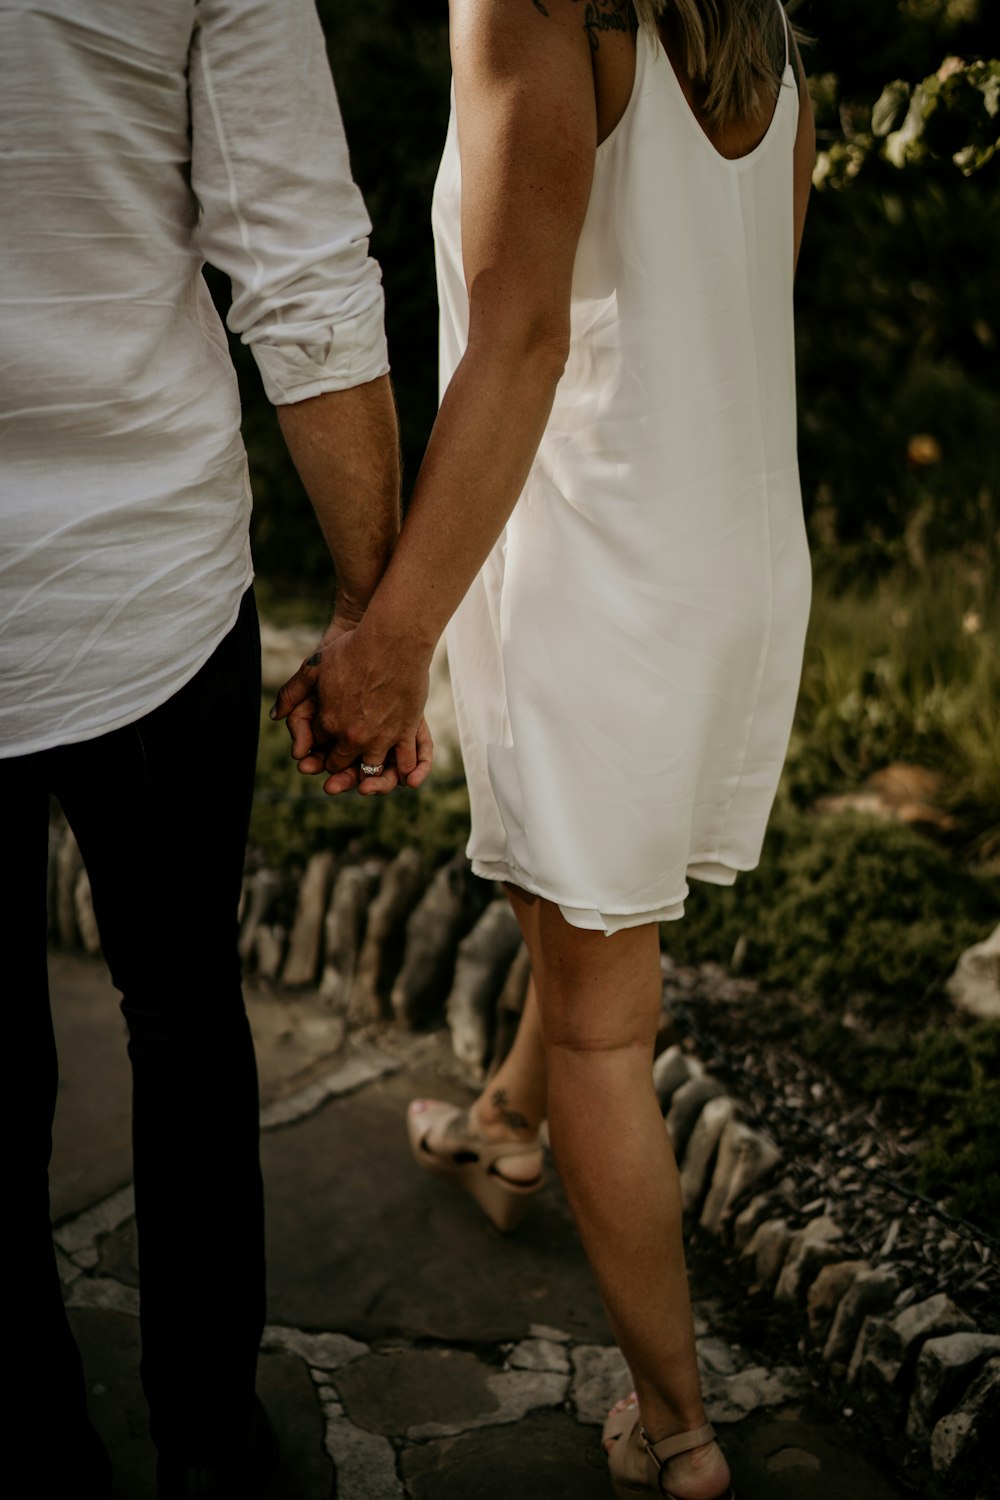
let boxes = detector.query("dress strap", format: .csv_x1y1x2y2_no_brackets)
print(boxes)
775,0,790,72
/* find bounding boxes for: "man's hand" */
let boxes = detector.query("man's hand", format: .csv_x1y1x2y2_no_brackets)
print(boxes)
271,621,433,796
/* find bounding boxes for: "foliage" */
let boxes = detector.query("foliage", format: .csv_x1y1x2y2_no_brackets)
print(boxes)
874,1020,1000,1232
793,1,998,564
664,807,998,1007
815,56,999,184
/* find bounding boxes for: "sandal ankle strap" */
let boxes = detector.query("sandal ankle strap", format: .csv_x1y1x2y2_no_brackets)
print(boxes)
640,1421,717,1467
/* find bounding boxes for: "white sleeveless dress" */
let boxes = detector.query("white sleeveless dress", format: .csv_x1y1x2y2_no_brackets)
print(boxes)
433,10,811,934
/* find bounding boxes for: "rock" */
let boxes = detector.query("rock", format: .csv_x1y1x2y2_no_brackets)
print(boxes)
238,867,284,965
281,851,335,988
320,862,382,1011
445,899,523,1076
665,1076,727,1160
701,1365,808,1425
807,1260,867,1343
490,943,532,1072
56,825,84,947
255,924,286,982
947,923,1000,1021
407,1366,568,1440
323,1415,404,1500
823,1263,903,1364
391,854,487,1030
851,1293,977,1405
262,1325,368,1371
507,1338,570,1375
907,1332,1000,1443
652,1045,695,1111
680,1095,734,1214
529,1324,571,1343
350,848,425,1025
732,1193,783,1253
696,1336,752,1377
815,762,955,833
774,1216,844,1306
74,868,102,956
930,1356,1000,1487
569,1344,631,1426
700,1121,782,1237
741,1218,793,1290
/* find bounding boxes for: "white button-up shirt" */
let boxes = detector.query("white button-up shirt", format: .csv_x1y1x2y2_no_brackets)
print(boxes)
0,0,389,756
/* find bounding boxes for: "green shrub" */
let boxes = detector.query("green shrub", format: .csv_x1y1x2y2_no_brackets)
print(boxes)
666,808,997,1011
874,1022,1000,1234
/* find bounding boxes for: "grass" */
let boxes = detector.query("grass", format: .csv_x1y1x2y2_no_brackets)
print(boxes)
785,554,1000,854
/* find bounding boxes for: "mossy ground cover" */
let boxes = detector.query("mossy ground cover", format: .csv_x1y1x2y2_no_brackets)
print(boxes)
666,807,999,1235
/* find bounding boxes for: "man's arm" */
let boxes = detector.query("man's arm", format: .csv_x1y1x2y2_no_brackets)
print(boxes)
276,377,400,626
188,0,414,773
272,376,402,763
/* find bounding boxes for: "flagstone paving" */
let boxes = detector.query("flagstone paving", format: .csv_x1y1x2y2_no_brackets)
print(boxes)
49,954,911,1498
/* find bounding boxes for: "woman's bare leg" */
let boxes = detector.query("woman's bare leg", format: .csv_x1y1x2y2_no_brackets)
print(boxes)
505,887,730,1499
409,976,546,1188
476,977,548,1134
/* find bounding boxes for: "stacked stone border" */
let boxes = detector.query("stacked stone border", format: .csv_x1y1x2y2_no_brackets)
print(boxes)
49,826,999,1492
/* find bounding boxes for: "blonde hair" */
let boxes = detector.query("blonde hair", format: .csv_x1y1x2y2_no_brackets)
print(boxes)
634,0,792,128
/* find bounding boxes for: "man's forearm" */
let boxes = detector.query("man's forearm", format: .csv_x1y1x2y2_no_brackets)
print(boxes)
276,374,401,615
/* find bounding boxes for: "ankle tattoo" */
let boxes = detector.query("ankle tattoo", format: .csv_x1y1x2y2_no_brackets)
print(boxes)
491,1087,532,1132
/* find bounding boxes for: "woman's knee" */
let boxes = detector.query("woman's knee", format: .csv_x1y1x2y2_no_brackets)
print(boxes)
531,915,662,1054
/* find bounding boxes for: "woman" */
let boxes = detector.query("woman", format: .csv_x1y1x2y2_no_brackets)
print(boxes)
277,2,814,1493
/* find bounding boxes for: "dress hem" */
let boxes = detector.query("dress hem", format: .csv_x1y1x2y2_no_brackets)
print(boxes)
469,851,751,937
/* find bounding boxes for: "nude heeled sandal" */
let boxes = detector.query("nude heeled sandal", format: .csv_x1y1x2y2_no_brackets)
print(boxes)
602,1404,735,1500
406,1099,544,1233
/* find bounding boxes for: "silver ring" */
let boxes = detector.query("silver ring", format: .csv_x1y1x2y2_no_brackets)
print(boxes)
359,760,385,777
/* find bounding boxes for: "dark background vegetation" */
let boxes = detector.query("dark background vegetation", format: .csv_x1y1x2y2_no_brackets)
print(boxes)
226,3,998,1232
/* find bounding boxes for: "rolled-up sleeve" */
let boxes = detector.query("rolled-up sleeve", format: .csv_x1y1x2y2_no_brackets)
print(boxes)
188,0,388,404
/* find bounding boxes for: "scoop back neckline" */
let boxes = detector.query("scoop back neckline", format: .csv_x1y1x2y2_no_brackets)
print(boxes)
597,32,795,170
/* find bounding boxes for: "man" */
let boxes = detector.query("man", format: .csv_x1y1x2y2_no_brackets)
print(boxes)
0,1,405,1493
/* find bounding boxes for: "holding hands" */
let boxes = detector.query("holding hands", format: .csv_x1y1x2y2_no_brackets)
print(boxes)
271,608,433,796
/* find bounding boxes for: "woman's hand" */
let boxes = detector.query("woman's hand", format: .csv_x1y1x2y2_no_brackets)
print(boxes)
270,613,434,795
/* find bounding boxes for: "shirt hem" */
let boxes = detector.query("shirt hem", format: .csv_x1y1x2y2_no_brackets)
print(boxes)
0,567,254,760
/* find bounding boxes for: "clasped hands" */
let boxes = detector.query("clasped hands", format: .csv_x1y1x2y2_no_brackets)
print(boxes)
271,615,433,796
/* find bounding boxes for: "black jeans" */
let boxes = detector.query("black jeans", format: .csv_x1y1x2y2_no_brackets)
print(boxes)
4,587,265,1467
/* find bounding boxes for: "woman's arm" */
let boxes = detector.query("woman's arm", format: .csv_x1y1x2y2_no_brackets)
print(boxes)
274,0,599,790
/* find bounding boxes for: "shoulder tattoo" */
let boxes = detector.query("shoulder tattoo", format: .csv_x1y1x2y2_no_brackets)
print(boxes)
531,0,637,51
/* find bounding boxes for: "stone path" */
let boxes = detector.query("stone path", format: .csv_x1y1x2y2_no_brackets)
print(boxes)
49,954,912,1499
